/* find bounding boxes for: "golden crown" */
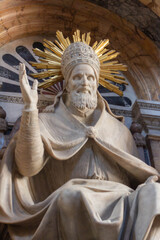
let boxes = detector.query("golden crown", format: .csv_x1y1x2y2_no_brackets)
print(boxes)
30,30,128,96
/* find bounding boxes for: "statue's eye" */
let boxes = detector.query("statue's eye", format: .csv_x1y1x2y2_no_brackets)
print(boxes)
87,75,94,81
73,74,82,80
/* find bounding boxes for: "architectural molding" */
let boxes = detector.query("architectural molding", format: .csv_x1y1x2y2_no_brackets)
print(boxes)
0,95,23,104
110,107,132,117
132,99,160,135
147,134,160,141
133,100,160,111
0,94,53,107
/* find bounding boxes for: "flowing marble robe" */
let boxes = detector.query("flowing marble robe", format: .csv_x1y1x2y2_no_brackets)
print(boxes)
0,95,160,240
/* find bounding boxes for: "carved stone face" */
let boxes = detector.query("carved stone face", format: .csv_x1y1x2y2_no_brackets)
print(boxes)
66,64,98,109
67,64,97,93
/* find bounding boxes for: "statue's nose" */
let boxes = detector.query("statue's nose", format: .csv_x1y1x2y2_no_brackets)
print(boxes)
81,75,88,85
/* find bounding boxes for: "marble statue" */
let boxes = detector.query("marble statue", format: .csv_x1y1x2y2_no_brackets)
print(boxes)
0,37,160,240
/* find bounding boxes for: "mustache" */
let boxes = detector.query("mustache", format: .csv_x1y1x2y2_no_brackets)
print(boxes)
75,86,92,95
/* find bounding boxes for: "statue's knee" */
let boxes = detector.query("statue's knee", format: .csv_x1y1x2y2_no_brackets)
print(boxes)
57,187,82,212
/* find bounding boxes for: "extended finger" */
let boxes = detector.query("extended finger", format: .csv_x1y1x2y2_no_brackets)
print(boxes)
32,79,38,90
19,63,26,83
22,63,29,85
19,63,30,95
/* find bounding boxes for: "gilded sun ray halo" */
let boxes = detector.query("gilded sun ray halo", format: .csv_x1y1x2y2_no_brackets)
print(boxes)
30,30,128,96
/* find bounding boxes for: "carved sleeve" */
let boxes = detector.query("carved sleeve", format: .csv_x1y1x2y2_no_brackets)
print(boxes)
15,109,44,177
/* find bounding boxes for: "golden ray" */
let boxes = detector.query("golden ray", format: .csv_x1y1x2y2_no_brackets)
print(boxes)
82,33,86,43
33,48,61,62
38,76,63,88
97,48,109,57
54,40,65,51
92,41,98,50
29,61,61,69
66,37,71,46
86,32,91,45
30,69,61,79
101,64,127,71
94,40,103,51
99,77,123,96
100,73,127,84
95,39,109,54
99,52,120,63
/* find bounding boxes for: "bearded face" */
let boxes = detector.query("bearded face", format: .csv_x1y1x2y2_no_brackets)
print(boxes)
66,64,98,110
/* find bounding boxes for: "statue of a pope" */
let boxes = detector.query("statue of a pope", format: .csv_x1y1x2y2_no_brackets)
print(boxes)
0,41,160,240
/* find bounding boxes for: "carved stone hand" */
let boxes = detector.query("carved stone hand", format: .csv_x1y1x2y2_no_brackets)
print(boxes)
19,63,38,111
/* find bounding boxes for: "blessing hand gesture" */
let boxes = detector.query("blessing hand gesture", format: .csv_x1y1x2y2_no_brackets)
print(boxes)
19,63,38,111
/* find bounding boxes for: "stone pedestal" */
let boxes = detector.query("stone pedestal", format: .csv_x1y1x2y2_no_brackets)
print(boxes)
132,99,160,171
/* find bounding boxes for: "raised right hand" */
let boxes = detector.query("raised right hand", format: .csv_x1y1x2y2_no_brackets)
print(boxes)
19,63,38,111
